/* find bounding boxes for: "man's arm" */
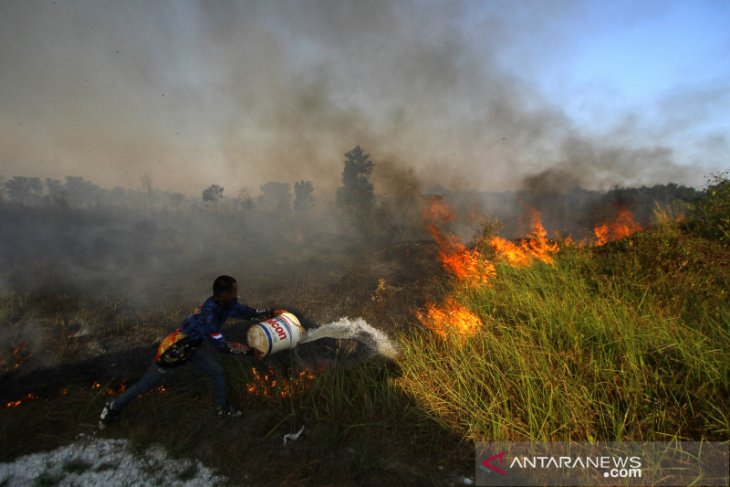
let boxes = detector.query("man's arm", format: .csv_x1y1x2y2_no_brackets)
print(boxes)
230,301,273,321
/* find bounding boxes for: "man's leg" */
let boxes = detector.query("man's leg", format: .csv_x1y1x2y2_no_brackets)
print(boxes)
187,346,228,409
111,362,166,412
99,361,166,429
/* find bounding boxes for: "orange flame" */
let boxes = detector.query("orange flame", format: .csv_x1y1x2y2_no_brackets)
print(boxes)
92,381,128,396
490,209,559,266
429,226,496,286
422,195,455,224
1,341,30,373
594,206,642,246
5,392,38,409
416,298,482,341
245,367,317,398
423,197,496,286
419,201,559,340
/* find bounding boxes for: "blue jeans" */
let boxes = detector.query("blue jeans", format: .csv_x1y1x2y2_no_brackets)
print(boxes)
111,346,228,411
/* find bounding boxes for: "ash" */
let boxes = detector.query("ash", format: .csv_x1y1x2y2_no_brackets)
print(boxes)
0,436,227,486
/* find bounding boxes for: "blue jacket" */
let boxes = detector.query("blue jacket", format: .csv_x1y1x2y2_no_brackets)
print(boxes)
179,296,268,351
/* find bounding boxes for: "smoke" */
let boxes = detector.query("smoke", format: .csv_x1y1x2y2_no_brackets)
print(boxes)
0,0,716,305
1,0,717,197
521,134,693,193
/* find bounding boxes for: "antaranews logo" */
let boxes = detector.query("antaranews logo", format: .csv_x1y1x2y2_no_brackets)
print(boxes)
479,451,507,475
476,441,729,487
477,448,644,486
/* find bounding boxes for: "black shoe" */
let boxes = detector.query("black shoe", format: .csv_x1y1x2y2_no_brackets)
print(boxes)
216,404,242,417
98,401,119,430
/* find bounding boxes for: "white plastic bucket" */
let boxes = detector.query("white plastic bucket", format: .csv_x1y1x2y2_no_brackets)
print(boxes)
246,312,305,357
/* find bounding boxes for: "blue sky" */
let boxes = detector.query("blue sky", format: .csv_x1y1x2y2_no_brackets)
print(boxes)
0,0,728,194
480,0,730,172
532,1,728,122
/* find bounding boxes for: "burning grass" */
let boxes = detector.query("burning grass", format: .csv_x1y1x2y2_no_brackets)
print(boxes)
488,208,559,266
422,195,495,287
398,225,730,442
593,204,643,246
416,298,483,341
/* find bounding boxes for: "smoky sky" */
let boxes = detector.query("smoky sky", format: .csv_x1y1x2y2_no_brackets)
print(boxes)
0,0,723,196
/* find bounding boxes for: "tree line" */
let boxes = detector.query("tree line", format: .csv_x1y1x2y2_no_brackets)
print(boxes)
0,145,704,229
1,145,376,216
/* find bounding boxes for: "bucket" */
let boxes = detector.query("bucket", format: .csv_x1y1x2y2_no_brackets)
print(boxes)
246,312,306,357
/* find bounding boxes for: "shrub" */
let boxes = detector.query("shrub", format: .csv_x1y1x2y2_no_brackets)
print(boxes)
688,170,730,245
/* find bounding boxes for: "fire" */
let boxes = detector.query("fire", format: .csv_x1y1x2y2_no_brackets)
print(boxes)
416,298,482,341
423,196,496,286
5,392,38,409
430,229,496,286
11,341,30,369
490,209,559,266
92,381,127,395
1,340,30,373
422,195,455,224
594,206,642,246
245,367,317,398
419,201,563,340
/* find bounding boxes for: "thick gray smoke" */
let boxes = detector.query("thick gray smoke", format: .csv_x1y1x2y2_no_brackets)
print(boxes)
0,0,712,197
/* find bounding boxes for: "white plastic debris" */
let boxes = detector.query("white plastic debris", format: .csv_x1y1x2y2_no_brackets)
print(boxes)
282,425,305,445
462,476,474,485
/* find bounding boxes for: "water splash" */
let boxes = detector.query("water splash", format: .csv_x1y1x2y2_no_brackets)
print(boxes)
300,317,399,359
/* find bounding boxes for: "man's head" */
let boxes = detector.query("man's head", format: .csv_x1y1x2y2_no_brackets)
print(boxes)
213,275,238,303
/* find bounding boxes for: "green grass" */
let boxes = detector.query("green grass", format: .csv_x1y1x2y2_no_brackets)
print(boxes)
396,227,730,443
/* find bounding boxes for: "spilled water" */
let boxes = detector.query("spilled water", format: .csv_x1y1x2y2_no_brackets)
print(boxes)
300,317,399,359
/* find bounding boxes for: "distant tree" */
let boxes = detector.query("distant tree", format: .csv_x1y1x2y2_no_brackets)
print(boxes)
258,182,292,213
425,183,450,197
169,192,185,208
65,176,100,207
294,180,315,211
236,189,255,210
141,171,154,212
108,186,129,207
336,146,374,213
45,178,68,207
4,176,43,205
202,184,224,205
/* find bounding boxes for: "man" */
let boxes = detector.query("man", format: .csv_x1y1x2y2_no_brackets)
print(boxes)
99,275,274,429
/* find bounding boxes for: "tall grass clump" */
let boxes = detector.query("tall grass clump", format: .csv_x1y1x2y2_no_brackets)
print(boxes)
397,235,730,443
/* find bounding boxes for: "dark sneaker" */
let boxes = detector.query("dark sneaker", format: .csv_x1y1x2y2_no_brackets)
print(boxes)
98,401,119,430
216,404,242,417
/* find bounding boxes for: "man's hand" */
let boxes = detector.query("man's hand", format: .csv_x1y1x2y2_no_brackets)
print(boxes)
228,342,251,355
254,308,274,319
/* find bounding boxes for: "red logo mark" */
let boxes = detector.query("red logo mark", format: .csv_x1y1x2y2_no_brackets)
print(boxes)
272,322,287,340
481,451,507,475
